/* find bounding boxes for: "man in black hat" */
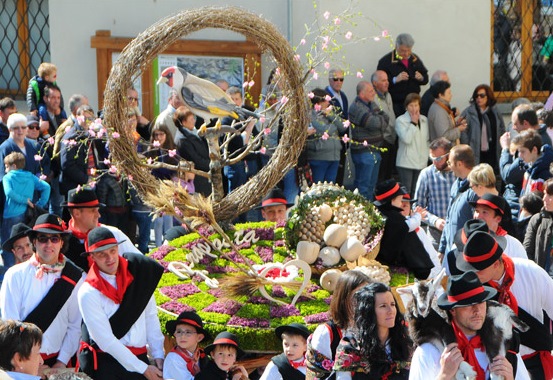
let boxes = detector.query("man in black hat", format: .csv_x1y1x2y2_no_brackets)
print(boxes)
256,188,294,223
456,231,553,380
63,186,140,271
2,223,33,265
410,271,529,379
77,226,165,380
0,214,84,371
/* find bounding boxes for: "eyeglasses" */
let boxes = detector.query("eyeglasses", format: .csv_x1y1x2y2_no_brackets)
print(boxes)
36,235,61,244
174,330,198,337
475,93,487,99
332,78,344,82
11,126,28,131
28,125,40,131
429,153,448,163
127,96,139,102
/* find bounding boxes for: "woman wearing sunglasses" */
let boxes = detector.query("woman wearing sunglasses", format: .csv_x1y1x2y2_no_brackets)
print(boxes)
460,84,505,172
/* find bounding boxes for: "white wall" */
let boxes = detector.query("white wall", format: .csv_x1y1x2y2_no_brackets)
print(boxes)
49,0,490,113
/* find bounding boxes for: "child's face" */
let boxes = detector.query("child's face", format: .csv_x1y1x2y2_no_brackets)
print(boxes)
391,194,404,209
44,71,57,83
174,323,204,353
400,200,411,217
211,345,237,372
281,333,307,362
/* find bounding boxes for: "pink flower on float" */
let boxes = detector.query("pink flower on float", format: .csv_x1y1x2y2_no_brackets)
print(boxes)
128,174,134,181
242,82,249,89
334,17,341,25
343,120,351,128
373,37,380,41
264,128,271,135
323,11,330,19
88,129,96,137
322,132,329,140
109,165,117,174
345,31,353,40
342,134,350,143
308,92,315,99
88,181,96,189
324,94,332,102
98,128,106,138
147,157,153,165
175,207,183,217
153,140,161,148
259,116,266,123
260,147,267,154
356,71,363,78
280,96,289,105
275,67,280,76
324,61,330,70
314,104,322,112
313,71,319,80
323,36,330,44
112,132,120,139
39,174,47,181
294,54,300,62
325,106,333,113
47,137,55,145
94,118,102,125
381,30,389,37
103,158,110,165
68,140,77,146
34,154,42,161
76,116,85,125
90,168,97,176
300,39,306,45
65,125,71,133
363,140,368,146
168,149,177,157
248,80,255,88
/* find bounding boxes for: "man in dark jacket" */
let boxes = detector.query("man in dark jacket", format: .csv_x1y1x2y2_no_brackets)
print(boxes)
377,33,429,117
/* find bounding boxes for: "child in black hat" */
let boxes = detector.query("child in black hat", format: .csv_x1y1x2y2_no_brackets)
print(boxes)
260,323,310,380
164,311,210,380
195,331,248,380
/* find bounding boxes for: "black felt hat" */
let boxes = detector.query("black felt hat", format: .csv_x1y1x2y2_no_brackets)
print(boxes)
165,311,210,339
61,186,105,208
469,193,506,216
456,231,504,272
81,226,124,256
28,214,70,239
275,323,310,340
453,219,506,253
437,271,497,310
2,223,31,252
374,179,407,206
254,188,294,209
204,331,245,359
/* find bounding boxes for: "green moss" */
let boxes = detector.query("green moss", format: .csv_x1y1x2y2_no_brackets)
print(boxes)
273,253,289,263
198,311,232,324
297,300,330,316
236,304,270,319
311,289,331,299
270,316,305,328
164,249,189,262
154,290,172,306
169,232,201,247
180,293,217,311
157,273,184,288
197,282,210,292
389,271,412,288
274,228,284,241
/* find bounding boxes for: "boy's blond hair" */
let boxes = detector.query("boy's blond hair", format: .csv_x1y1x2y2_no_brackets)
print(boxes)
38,62,57,78
4,152,25,169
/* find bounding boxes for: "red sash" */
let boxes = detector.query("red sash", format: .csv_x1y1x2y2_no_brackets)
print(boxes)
85,256,134,304
488,255,518,315
171,346,203,375
78,341,146,370
452,321,485,380
522,351,553,380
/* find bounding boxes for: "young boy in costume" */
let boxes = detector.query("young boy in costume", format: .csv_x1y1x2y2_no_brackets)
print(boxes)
194,332,248,380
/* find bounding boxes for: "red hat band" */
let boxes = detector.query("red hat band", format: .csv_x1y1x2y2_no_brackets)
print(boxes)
447,286,485,302
33,223,64,232
375,183,400,201
88,238,118,252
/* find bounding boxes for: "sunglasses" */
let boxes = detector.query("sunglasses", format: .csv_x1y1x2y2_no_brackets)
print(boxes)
475,93,487,99
430,153,448,162
332,78,344,82
28,125,40,131
36,235,61,244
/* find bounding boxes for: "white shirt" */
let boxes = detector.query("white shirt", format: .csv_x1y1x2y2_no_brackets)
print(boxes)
163,351,195,380
409,342,530,380
104,224,142,256
504,235,528,260
0,261,84,364
78,272,165,374
259,358,306,380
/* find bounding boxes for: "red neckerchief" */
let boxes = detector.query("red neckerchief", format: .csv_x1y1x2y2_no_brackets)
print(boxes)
452,321,485,380
85,256,134,304
29,253,66,279
495,226,508,236
171,346,203,375
68,219,99,241
488,255,518,315
289,358,306,369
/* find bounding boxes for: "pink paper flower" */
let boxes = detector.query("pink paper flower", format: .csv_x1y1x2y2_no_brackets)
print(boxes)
103,158,111,165
68,140,77,146
313,72,319,80
112,132,120,139
264,128,271,135
90,168,97,176
294,54,300,62
373,36,381,41
259,116,266,123
325,105,333,113
128,174,134,181
334,17,341,25
242,82,249,89
168,149,176,157
88,181,96,189
323,11,330,19
324,94,332,102
88,129,96,137
314,104,322,112
147,157,153,165
94,118,102,125
363,140,368,146
324,61,331,69
97,128,106,138
248,80,255,88
47,137,55,145
34,154,42,161
300,39,306,45
356,71,363,78
343,120,351,128
275,67,280,76
153,140,161,147
65,125,71,133
381,30,389,37
76,115,85,125
342,134,350,143
109,165,118,174
260,147,267,154
280,96,289,105
345,31,353,40
175,207,183,217
322,132,329,140
308,92,315,99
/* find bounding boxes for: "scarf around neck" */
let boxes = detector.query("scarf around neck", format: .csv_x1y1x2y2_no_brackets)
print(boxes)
452,320,485,380
171,346,204,375
29,253,66,279
488,255,518,314
85,256,134,304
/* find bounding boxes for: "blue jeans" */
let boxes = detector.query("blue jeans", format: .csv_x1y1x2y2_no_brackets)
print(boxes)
260,155,299,205
309,160,339,183
49,176,63,217
132,211,152,253
224,161,247,193
154,214,174,247
352,150,381,200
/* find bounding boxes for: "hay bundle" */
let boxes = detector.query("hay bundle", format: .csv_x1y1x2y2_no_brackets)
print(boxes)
102,7,308,221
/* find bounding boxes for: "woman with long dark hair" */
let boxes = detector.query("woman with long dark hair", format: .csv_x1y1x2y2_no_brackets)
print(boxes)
334,282,412,379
